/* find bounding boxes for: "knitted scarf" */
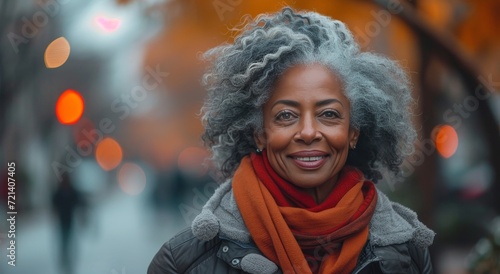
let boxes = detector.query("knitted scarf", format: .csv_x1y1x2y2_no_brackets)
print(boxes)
232,154,377,274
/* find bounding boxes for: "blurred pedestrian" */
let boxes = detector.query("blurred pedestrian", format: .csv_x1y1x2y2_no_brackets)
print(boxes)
52,172,83,274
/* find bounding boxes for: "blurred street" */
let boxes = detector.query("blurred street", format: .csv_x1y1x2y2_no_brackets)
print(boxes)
0,187,186,274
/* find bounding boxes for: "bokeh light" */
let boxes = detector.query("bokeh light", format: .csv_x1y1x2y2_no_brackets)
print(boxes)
117,162,147,196
95,137,123,171
177,147,208,176
95,16,121,32
44,37,71,68
434,124,459,158
56,89,85,125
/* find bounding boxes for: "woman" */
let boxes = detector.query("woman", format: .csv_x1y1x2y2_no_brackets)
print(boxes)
148,8,434,274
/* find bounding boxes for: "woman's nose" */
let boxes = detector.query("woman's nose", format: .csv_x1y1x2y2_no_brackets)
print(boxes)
294,115,322,144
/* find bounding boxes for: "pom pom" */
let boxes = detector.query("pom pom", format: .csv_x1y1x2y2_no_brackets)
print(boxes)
191,209,220,241
412,226,435,248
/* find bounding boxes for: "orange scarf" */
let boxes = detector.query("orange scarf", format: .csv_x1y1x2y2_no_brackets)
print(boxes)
233,156,377,274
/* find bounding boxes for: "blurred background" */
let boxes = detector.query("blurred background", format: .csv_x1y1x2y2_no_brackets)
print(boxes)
1,0,499,273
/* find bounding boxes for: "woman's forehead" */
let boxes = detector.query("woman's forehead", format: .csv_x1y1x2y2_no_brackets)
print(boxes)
267,63,348,104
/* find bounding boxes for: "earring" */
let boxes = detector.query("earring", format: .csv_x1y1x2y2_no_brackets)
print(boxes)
256,148,262,153
351,144,356,149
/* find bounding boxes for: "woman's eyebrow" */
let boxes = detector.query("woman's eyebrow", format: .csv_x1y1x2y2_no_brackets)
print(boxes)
316,99,343,107
272,98,344,109
272,99,300,108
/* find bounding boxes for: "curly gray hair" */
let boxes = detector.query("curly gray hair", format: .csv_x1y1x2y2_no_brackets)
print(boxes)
201,7,416,182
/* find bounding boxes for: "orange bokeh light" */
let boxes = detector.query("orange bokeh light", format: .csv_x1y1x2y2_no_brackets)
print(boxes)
434,124,459,158
44,37,71,68
95,137,123,171
56,89,84,125
118,163,147,196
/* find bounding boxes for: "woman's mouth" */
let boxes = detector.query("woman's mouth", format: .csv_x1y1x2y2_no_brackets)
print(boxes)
289,152,329,169
293,156,324,162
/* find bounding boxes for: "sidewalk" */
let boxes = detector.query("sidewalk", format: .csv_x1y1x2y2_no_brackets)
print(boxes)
0,188,186,274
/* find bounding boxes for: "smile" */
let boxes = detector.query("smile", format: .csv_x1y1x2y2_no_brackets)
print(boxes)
293,156,325,162
289,152,329,169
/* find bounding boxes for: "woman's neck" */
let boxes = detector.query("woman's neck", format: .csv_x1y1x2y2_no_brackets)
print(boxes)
307,175,339,204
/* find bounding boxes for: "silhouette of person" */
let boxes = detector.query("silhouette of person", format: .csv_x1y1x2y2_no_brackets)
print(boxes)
52,172,83,274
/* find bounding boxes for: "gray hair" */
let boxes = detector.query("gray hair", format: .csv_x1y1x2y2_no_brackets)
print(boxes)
201,8,416,182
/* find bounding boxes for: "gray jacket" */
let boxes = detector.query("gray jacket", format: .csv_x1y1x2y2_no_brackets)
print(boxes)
148,181,435,273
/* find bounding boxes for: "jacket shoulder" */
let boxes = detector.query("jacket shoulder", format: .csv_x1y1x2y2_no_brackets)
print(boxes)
374,242,433,274
147,227,221,274
407,242,433,273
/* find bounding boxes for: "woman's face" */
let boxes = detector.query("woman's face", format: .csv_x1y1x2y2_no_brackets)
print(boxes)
255,64,359,197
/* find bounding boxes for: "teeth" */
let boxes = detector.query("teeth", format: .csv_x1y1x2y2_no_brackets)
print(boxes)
294,156,323,162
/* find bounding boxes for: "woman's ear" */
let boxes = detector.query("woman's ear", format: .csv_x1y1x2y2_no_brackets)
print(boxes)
253,130,266,150
349,128,360,149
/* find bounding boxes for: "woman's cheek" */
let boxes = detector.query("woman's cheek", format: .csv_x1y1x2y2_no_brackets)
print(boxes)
265,129,294,150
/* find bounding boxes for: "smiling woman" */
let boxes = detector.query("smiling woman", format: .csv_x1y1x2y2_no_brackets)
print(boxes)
255,64,357,203
148,7,435,274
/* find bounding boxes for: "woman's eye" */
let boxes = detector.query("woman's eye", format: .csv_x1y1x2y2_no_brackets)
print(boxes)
321,110,340,118
276,111,294,120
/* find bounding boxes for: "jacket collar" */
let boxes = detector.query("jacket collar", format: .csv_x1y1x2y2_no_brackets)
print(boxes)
369,189,435,249
192,180,434,249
